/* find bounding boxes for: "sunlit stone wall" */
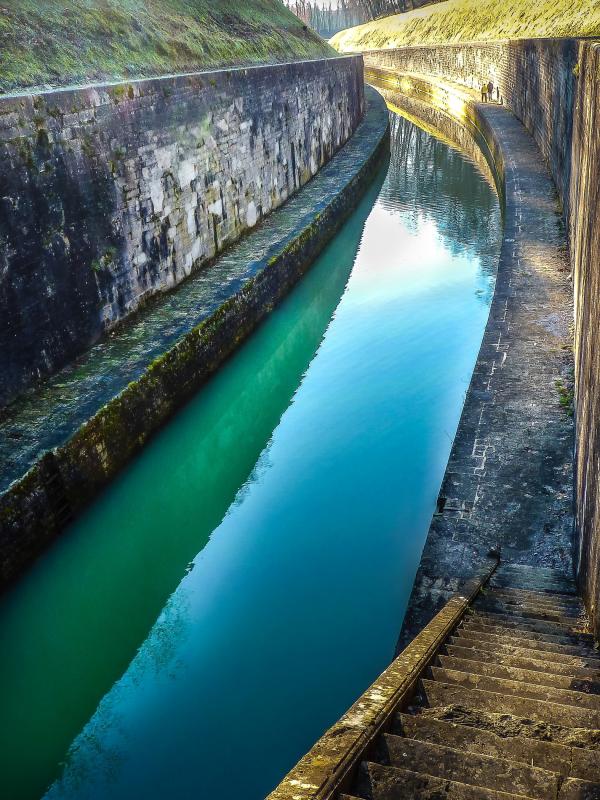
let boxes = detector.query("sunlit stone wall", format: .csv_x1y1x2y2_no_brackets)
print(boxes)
0,56,364,406
365,38,600,638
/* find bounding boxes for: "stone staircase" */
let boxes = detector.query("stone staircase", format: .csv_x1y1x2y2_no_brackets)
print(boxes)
340,564,600,800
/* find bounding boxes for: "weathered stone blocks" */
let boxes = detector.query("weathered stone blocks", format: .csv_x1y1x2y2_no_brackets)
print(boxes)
0,88,389,588
0,56,364,406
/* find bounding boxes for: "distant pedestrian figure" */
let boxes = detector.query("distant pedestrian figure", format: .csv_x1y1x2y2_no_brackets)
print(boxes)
488,80,495,102
496,85,501,103
481,82,488,102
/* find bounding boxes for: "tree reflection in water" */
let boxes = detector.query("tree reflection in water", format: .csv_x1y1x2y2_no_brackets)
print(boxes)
382,112,500,301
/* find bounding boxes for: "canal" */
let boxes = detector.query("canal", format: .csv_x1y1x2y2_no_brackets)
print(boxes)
0,110,501,800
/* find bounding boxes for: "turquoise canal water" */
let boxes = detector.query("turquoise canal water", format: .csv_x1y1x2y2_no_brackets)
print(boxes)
0,112,501,800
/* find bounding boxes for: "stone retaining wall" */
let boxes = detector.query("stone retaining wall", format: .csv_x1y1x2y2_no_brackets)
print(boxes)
365,38,600,639
0,56,364,406
0,89,389,589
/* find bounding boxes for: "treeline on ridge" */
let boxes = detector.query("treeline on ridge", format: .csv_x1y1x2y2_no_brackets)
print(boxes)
283,0,439,37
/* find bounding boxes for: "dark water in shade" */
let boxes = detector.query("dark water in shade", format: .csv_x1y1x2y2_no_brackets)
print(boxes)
0,112,501,800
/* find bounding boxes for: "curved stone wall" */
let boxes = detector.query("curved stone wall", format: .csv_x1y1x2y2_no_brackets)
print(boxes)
0,56,364,407
365,38,600,639
0,88,389,590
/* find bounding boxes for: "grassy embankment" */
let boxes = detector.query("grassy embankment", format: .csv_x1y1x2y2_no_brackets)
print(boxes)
331,0,600,51
0,0,335,93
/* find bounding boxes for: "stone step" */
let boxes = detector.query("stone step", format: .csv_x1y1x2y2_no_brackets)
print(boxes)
356,761,530,800
416,704,600,755
393,713,572,776
431,667,600,712
475,609,588,631
455,627,598,657
488,586,579,600
491,569,576,584
475,599,586,624
460,619,582,646
459,622,596,652
445,644,600,681
463,609,595,636
569,756,600,785
485,588,584,611
490,578,578,595
467,611,592,638
492,569,575,582
495,561,572,578
382,733,559,799
438,655,600,695
457,621,598,658
422,679,600,729
558,778,600,799
481,602,586,621
487,583,581,599
495,565,574,581
484,585,582,603
475,603,589,625
450,635,600,666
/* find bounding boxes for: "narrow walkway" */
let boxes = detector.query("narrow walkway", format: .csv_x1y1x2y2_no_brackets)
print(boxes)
398,99,574,648
0,89,389,495
343,564,600,800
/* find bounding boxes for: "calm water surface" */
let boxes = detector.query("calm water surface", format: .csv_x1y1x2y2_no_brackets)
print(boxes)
0,113,501,800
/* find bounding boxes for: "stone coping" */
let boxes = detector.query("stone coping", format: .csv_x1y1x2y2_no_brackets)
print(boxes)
0,87,390,589
0,55,359,102
267,558,499,800
358,36,599,54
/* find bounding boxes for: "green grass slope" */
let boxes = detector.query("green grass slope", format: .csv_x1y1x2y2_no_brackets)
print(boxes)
0,0,335,93
331,0,600,51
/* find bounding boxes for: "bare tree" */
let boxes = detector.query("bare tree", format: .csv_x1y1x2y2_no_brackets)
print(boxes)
283,0,436,36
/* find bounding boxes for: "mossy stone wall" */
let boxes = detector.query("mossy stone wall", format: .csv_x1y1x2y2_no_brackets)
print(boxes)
0,88,389,589
0,57,364,407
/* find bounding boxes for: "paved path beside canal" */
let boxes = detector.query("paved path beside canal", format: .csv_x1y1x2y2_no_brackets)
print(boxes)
398,96,574,648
